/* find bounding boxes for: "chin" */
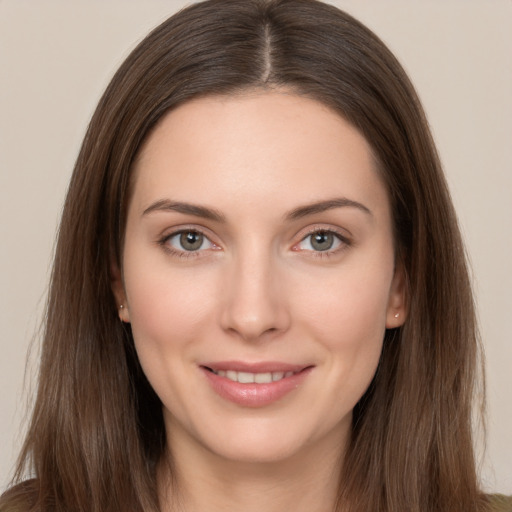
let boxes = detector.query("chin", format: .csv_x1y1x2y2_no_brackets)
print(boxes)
180,409,350,467
208,437,311,465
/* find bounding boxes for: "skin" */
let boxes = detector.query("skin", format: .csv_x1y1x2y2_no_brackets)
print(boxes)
112,90,406,512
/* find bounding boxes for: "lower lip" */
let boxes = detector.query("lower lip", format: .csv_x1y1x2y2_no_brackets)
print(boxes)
201,367,313,408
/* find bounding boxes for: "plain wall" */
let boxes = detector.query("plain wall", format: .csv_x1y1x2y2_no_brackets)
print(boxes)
1,0,511,494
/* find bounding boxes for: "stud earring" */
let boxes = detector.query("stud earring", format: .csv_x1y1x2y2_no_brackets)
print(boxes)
119,304,128,323
394,313,399,318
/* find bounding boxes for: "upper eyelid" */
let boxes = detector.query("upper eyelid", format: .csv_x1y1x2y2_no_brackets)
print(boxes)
160,224,216,241
296,225,352,242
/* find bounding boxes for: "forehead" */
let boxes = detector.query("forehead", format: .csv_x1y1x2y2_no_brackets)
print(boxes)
130,91,389,221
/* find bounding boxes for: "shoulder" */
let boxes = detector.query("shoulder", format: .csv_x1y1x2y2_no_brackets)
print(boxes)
487,494,512,512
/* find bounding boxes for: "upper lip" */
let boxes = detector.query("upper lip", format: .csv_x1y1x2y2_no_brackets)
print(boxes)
201,361,311,373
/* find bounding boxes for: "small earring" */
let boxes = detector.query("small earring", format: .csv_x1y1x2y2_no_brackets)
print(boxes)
394,313,399,318
118,304,127,323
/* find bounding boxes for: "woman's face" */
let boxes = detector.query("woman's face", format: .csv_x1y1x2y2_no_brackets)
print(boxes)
114,91,406,464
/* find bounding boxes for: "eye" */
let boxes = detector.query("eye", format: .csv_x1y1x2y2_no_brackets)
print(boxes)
165,230,214,252
296,230,346,252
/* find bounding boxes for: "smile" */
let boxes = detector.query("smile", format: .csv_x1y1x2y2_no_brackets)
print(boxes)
201,362,313,407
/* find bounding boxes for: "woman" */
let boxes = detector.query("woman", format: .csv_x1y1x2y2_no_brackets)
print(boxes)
1,0,509,511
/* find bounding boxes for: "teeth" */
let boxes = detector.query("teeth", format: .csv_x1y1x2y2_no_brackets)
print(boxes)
212,369,295,383
255,372,272,384
272,371,284,381
238,372,255,383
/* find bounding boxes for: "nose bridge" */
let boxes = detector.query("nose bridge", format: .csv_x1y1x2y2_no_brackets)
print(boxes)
220,240,289,341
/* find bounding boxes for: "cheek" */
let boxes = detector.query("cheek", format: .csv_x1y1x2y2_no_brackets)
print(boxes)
298,269,391,411
309,290,386,380
122,259,222,417
291,253,394,398
297,265,392,346
123,255,218,357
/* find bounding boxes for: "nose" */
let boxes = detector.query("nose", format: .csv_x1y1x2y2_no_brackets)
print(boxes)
220,248,291,342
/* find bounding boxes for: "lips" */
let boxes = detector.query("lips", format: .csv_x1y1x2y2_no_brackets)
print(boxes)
200,361,313,407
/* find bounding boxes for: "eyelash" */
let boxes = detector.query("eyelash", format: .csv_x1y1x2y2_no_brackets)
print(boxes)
158,228,218,260
293,227,351,259
157,226,351,259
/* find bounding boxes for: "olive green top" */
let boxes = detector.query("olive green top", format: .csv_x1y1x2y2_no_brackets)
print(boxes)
489,494,512,511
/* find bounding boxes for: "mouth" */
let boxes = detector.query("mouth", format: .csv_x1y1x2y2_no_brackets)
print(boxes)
200,362,314,407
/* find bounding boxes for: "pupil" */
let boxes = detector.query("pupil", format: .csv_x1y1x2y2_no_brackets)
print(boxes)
180,231,203,251
311,232,333,251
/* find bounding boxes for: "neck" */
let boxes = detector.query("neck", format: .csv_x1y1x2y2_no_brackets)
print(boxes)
158,422,346,512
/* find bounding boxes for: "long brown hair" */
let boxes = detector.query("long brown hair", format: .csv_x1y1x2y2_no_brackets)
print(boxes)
1,1,486,511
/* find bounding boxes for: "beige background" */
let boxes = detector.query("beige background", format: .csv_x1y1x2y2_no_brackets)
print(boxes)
1,0,511,494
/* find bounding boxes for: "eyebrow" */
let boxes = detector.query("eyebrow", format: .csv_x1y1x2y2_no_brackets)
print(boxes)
142,199,226,222
285,197,372,220
142,196,372,222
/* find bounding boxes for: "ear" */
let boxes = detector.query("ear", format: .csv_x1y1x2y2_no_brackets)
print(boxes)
111,262,130,323
385,261,407,329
